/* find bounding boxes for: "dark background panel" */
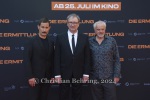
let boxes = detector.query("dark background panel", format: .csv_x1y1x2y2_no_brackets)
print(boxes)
0,0,150,100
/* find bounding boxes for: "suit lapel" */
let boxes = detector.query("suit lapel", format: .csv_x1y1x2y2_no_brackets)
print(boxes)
63,33,73,55
47,36,51,57
74,33,82,55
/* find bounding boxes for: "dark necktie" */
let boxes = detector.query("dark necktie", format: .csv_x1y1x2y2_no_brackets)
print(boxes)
72,35,75,54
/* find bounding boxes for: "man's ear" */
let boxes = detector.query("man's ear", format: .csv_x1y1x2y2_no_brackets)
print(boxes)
37,25,39,29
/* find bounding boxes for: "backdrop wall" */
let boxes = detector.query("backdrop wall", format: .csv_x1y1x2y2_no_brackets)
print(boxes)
0,0,150,100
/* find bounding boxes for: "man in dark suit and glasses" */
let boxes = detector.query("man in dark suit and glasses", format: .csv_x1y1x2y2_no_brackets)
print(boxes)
54,13,91,100
24,17,54,100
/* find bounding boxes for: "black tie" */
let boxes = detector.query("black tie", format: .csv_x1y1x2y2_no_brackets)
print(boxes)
72,35,75,54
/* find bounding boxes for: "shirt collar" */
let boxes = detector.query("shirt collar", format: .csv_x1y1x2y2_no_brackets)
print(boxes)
93,35,108,40
68,30,78,37
92,35,108,43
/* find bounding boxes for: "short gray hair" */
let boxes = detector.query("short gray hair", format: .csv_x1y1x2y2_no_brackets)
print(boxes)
66,13,80,22
93,20,106,29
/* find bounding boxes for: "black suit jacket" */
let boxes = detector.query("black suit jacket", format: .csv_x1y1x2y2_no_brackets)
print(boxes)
54,32,90,79
24,34,54,80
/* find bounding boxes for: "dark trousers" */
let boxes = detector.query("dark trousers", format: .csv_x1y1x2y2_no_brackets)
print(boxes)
59,78,83,100
90,80,117,100
28,83,50,100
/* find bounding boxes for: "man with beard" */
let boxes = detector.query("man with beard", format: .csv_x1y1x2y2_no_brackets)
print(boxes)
89,20,121,100
24,17,54,100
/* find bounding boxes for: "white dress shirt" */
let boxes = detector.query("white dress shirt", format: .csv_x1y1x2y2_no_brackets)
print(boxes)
68,30,78,54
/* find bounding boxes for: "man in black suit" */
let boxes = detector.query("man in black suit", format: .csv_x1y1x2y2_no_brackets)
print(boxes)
54,13,91,100
24,17,54,100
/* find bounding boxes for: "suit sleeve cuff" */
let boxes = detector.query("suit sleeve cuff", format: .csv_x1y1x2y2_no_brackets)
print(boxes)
83,74,89,77
55,75,61,78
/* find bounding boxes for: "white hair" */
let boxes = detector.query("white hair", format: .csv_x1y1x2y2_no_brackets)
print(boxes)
93,20,106,29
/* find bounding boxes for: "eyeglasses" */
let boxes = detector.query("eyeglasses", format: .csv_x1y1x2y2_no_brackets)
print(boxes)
68,22,79,25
